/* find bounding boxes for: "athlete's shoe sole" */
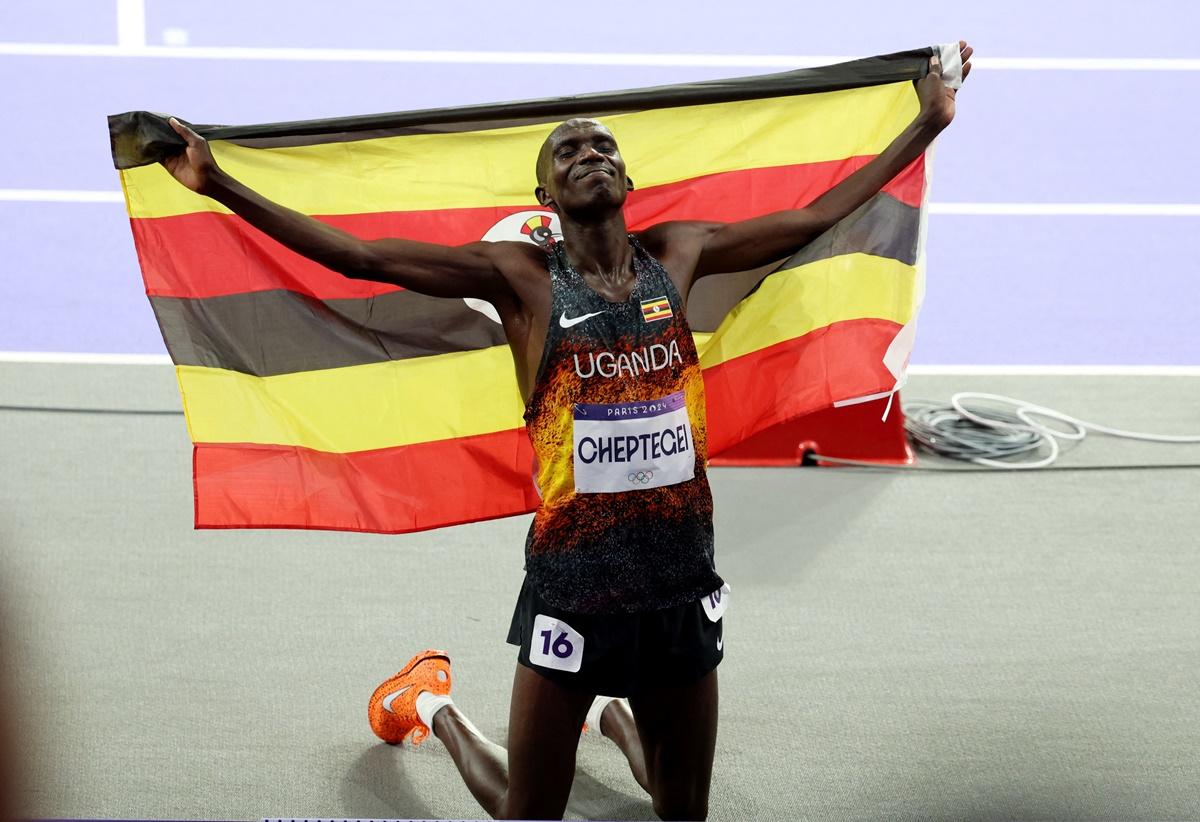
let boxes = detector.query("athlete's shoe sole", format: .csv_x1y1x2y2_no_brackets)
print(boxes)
367,649,452,746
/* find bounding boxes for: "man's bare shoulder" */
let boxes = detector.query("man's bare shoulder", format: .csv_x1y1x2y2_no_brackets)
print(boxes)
472,239,550,308
472,238,548,270
635,220,721,257
635,221,724,290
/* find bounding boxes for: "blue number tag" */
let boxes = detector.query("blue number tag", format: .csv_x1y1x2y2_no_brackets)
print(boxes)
529,614,585,673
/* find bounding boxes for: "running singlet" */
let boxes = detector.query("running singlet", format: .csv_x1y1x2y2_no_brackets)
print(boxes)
523,235,724,614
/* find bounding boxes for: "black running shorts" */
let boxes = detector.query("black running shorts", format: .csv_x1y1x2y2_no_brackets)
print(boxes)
506,575,728,697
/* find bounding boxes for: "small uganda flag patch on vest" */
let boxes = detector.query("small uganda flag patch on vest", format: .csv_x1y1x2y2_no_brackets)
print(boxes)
640,296,673,323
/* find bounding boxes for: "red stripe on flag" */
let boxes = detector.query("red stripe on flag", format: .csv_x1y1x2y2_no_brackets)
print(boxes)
135,155,925,300
194,428,539,533
625,153,923,228
704,317,904,456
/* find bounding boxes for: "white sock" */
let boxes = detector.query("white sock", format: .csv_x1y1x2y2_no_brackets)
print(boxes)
586,695,620,734
415,690,454,729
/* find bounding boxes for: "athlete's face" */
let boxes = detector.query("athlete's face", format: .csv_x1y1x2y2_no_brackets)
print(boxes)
535,119,630,217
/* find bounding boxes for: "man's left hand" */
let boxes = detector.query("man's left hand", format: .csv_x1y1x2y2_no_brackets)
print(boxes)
917,40,973,132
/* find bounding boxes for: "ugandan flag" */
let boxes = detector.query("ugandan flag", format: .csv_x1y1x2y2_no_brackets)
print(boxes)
640,297,674,324
108,46,943,533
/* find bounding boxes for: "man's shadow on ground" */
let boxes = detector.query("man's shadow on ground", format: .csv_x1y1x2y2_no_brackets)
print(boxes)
566,770,656,821
341,744,655,820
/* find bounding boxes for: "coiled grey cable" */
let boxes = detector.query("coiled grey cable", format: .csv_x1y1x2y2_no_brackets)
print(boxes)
901,392,1200,469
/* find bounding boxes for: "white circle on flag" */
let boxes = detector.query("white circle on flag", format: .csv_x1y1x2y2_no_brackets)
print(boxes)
481,210,561,245
464,210,562,324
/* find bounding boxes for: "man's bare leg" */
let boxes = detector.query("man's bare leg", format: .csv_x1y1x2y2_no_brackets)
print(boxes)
595,698,651,793
430,664,594,820
628,669,719,821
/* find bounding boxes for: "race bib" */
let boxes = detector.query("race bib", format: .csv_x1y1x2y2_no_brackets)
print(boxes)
573,391,695,493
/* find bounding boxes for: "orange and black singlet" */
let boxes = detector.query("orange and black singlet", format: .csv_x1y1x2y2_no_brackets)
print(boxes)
523,235,724,614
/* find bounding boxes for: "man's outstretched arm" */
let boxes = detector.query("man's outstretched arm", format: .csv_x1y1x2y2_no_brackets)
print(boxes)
675,42,972,282
160,118,513,302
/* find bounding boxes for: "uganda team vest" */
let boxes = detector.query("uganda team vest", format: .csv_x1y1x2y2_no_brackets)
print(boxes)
523,235,724,614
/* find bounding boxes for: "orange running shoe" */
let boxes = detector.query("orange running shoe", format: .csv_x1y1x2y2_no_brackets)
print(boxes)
368,649,452,746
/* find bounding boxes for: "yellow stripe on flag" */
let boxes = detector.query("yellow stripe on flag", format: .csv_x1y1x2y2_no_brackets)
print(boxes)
698,253,917,367
179,345,525,453
178,252,914,453
122,83,918,219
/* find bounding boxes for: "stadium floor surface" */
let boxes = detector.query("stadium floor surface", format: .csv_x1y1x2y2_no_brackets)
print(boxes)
2,364,1198,821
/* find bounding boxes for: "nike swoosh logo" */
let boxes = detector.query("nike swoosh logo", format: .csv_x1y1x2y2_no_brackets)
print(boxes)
716,636,723,651
381,684,413,713
560,310,606,329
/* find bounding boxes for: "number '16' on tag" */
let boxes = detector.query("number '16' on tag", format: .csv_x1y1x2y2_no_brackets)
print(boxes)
529,614,585,673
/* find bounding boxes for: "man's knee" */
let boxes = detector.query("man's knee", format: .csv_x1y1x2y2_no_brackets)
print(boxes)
652,794,708,821
652,777,705,820
499,789,571,821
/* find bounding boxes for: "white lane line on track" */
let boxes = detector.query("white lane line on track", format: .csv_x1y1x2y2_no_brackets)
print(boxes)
907,366,1200,377
6,191,1199,217
0,352,172,364
0,190,125,203
2,353,1197,376
930,203,1200,216
2,43,1200,70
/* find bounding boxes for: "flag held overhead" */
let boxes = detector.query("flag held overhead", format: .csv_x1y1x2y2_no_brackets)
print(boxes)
110,47,943,533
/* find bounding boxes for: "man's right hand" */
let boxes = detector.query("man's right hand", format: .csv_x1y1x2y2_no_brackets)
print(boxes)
149,114,528,333
161,117,222,196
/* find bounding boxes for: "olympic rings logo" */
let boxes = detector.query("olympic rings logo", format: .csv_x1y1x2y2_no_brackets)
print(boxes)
627,470,655,484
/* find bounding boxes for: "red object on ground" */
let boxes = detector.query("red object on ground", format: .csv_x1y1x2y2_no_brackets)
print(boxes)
708,393,913,466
